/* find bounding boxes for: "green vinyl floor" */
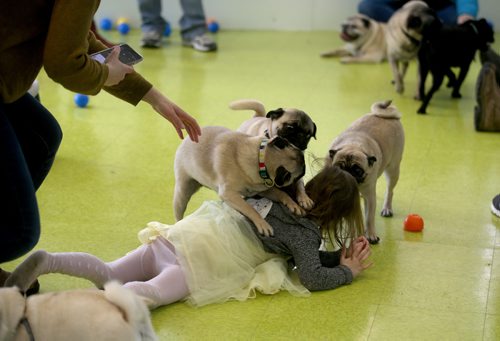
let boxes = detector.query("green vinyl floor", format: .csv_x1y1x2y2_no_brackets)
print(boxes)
4,29,500,340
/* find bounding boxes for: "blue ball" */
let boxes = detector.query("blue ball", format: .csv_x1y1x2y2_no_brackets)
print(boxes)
99,18,113,31
74,94,89,108
117,22,130,35
207,21,219,33
163,23,172,37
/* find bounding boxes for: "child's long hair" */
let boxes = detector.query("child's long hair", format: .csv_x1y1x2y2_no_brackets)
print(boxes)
304,164,364,247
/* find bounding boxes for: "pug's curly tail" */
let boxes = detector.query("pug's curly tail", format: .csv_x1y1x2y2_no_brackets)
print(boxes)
229,99,266,117
371,100,402,119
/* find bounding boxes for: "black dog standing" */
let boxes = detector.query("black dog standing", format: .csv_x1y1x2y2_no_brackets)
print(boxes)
417,19,495,114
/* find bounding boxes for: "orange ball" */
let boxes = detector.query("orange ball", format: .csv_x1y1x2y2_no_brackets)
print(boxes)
404,214,424,232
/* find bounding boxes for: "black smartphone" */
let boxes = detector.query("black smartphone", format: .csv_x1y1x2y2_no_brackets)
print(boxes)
90,43,143,65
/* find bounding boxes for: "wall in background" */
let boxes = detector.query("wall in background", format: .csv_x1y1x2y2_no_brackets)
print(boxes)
96,0,498,31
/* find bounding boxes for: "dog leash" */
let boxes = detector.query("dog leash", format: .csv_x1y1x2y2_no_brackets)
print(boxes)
258,139,275,188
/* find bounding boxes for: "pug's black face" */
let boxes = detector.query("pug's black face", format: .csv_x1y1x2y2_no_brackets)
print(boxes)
276,122,315,151
267,108,317,151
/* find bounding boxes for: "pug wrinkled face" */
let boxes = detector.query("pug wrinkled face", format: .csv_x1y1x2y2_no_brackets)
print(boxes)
267,108,317,151
276,121,316,151
406,6,440,36
329,149,376,184
266,137,306,187
340,15,371,42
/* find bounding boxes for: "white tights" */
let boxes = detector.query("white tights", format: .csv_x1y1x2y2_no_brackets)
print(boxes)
6,237,189,309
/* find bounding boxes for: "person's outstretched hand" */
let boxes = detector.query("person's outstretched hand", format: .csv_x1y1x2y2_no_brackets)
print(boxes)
340,236,372,278
142,87,202,142
104,46,134,86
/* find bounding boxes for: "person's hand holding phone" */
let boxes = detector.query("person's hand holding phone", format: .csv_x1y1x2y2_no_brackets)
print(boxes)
104,46,134,86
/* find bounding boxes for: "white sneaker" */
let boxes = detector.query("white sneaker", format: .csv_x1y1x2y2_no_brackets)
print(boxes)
141,31,162,48
183,34,217,52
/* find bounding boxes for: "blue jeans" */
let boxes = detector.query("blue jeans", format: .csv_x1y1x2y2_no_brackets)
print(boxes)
0,94,62,263
138,0,208,41
358,0,458,25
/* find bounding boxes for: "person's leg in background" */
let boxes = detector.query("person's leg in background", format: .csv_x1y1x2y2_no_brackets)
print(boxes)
435,3,458,25
358,0,409,22
179,0,217,52
138,0,167,48
0,94,62,288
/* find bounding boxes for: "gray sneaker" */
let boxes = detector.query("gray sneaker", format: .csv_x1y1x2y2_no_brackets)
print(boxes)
141,31,162,48
492,194,500,218
183,34,217,52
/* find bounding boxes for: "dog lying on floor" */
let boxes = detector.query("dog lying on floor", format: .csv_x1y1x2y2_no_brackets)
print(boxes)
326,100,405,244
417,18,495,114
320,13,387,63
0,281,157,341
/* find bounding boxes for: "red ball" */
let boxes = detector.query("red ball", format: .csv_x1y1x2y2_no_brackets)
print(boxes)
404,214,424,232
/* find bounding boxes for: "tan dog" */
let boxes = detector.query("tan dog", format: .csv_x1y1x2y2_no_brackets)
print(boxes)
0,282,157,341
229,99,316,209
386,0,439,93
327,100,405,244
321,14,387,63
174,125,306,236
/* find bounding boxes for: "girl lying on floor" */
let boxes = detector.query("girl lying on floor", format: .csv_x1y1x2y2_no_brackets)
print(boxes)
6,165,372,309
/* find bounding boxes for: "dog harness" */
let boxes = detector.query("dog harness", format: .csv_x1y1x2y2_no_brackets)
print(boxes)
259,139,275,187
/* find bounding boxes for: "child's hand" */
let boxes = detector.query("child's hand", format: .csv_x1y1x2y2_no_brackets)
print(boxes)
340,236,372,278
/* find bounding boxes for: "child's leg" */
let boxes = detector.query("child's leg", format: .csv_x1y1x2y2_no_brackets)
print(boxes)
125,265,189,309
5,245,154,291
5,250,114,291
122,238,189,309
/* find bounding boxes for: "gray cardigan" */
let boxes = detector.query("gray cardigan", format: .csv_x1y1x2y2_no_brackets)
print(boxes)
249,202,353,291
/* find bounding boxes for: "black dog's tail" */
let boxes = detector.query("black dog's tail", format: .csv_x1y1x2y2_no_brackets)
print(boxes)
371,100,402,119
229,99,266,117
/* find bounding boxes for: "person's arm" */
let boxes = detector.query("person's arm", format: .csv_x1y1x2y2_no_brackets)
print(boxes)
43,0,107,95
318,250,342,267
142,88,201,142
456,0,478,24
290,236,372,291
288,234,354,291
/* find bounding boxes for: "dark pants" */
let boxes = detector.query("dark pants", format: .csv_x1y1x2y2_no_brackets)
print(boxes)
0,94,62,263
358,0,458,25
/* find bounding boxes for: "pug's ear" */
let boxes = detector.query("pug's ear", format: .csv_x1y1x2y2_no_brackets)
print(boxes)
367,156,377,167
329,149,338,159
361,17,371,28
266,108,285,119
270,136,289,149
312,123,317,139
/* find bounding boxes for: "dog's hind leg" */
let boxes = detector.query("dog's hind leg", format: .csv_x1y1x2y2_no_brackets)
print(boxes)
451,65,471,98
417,71,445,114
173,178,202,221
381,164,400,218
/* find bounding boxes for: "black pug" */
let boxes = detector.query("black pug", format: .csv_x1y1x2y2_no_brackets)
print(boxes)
416,19,495,114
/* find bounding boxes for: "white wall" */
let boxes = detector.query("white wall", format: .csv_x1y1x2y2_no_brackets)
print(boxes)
96,0,499,31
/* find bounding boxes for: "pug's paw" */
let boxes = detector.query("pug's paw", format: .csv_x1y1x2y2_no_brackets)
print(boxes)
255,220,274,237
380,208,393,217
285,201,307,216
297,192,314,210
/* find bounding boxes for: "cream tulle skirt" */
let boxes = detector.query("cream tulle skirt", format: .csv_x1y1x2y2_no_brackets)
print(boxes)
138,201,310,307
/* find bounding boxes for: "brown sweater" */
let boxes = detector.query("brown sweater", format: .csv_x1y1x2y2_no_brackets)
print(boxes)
0,0,151,105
